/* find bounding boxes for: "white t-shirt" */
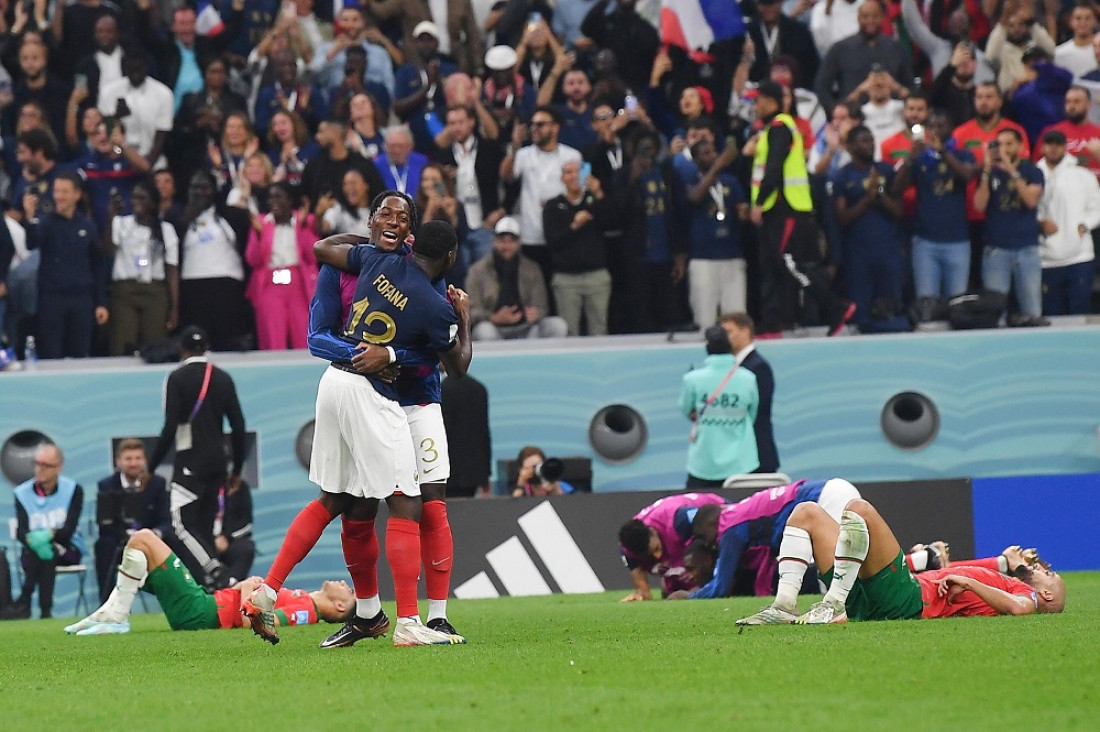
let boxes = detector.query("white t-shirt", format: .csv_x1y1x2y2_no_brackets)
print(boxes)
111,215,179,283
861,99,905,160
1054,40,1097,79
322,206,371,236
181,207,244,281
810,0,865,56
98,77,174,158
512,142,582,245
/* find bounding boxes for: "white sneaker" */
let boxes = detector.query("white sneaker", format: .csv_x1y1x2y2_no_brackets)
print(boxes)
76,620,131,635
794,599,848,625
393,618,466,647
735,604,797,626
64,609,114,634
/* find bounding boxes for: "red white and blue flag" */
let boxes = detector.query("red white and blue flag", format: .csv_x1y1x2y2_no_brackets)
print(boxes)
660,0,745,63
195,1,226,36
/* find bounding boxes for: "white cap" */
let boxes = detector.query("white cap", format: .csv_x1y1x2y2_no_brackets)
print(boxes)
412,20,441,40
485,45,518,71
494,216,521,237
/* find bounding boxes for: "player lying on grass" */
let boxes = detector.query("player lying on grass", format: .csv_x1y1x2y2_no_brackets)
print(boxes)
63,529,354,635
737,497,1065,625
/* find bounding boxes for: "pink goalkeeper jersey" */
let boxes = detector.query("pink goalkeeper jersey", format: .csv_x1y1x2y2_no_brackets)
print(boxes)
715,481,805,537
630,493,726,573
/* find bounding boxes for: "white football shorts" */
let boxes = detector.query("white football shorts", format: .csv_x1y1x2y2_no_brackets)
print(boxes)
404,403,450,483
310,367,419,499
815,478,862,522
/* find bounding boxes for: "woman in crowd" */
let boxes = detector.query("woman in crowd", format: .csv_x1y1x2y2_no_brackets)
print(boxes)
345,92,386,161
208,112,259,195
315,167,373,236
226,152,275,215
266,109,317,189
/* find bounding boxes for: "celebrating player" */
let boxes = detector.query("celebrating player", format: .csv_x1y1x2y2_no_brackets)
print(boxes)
743,497,1065,625
244,209,470,648
308,190,469,643
64,529,354,635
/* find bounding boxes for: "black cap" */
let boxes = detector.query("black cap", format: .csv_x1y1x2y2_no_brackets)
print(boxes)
1042,129,1067,145
179,325,209,354
755,81,785,104
704,325,732,355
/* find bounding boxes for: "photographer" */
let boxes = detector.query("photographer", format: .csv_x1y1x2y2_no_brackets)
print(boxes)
511,446,574,498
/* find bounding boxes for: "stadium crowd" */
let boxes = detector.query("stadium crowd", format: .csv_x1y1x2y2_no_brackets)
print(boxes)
1,0,1100,360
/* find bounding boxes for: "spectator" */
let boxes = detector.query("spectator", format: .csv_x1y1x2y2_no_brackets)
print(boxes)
71,15,122,109
931,41,981,126
103,179,180,355
223,0,278,58
985,8,1055,94
511,445,574,497
12,37,69,149
98,52,174,168
7,443,86,619
973,127,1046,326
834,124,907,332
326,45,392,122
486,0,555,50
501,104,582,286
436,104,507,272
1054,3,1099,79
64,97,103,162
0,214,29,352
416,162,467,237
243,181,318,350
140,3,245,113
892,110,977,309
153,169,184,227
1078,33,1100,109
879,91,930,217
747,0,820,86
680,325,759,488
299,117,385,206
809,0,864,58
859,70,906,156
392,22,458,154
374,125,428,197
208,111,260,195
721,312,779,473
94,439,171,604
541,62,596,153
814,0,912,112
316,168,373,236
267,108,318,188
809,101,860,179
214,479,255,585
681,139,747,328
515,14,561,93
1036,129,1100,315
368,0,484,76
579,0,660,96
437,72,501,145
252,48,325,137
1010,45,1071,146
483,45,538,145
12,127,60,223
24,171,107,358
78,119,149,232
50,0,121,79
175,171,252,351
553,0,595,48
172,57,250,192
344,93,385,161
226,152,275,215
311,6,396,100
465,216,568,340
543,159,612,336
901,0,994,85
1035,86,1100,182
441,372,492,498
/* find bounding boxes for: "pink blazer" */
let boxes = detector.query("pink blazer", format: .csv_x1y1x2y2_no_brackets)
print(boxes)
244,213,319,302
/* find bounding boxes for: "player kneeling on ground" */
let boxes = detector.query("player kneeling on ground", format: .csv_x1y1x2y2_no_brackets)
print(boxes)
738,498,1065,625
64,529,355,636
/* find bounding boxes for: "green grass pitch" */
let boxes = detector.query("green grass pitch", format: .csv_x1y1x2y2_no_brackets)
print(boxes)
2,574,1099,730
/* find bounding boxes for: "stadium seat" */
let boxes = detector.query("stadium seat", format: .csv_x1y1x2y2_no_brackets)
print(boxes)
7,518,90,617
722,473,792,490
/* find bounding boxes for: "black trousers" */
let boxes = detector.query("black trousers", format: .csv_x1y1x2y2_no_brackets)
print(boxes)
170,470,223,582
219,537,256,584
37,290,94,359
19,546,80,617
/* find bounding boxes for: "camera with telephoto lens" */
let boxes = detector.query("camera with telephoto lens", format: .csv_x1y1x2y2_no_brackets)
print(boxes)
534,457,564,484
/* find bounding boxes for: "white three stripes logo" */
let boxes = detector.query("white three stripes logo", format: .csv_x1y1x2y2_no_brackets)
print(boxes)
453,503,605,599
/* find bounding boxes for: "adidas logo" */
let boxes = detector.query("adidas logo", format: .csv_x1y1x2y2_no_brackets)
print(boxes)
453,503,605,599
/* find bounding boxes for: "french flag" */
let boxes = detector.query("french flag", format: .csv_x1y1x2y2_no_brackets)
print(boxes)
195,1,226,37
661,0,745,63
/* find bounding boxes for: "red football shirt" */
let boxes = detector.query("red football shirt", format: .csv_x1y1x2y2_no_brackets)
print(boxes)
950,118,1031,221
1033,120,1100,181
917,566,1036,619
880,131,917,217
216,587,319,629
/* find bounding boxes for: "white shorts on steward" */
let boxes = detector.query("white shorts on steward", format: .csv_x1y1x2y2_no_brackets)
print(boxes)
404,403,450,483
309,367,419,498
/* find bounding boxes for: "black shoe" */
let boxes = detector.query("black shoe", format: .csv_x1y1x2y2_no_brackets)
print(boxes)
426,618,460,636
0,600,31,620
318,611,390,648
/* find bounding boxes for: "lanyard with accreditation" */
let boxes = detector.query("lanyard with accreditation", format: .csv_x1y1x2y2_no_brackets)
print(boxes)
689,362,739,443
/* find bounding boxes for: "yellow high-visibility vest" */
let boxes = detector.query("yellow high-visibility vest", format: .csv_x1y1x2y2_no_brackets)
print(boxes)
751,113,812,212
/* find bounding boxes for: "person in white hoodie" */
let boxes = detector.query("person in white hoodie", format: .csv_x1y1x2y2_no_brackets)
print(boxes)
1036,129,1100,315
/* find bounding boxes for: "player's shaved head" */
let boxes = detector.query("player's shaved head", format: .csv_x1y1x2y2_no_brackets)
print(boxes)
413,220,459,261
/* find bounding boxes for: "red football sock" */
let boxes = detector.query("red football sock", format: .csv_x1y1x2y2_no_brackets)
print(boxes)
386,517,422,618
420,500,453,602
341,517,379,599
265,500,333,591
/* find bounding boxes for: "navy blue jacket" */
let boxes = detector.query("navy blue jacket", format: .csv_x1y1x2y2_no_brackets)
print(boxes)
25,210,105,306
742,348,779,473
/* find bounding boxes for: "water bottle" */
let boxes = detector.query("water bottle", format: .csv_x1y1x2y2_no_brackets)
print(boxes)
24,336,37,370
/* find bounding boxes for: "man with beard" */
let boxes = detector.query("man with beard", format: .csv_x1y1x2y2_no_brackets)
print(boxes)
814,1,912,111
1033,86,1100,182
931,41,981,126
539,64,597,152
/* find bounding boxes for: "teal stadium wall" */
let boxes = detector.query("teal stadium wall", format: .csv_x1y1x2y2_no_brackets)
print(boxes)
2,326,1099,607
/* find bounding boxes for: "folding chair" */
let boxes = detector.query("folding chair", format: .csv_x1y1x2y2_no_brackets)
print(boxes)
722,473,793,490
8,518,91,617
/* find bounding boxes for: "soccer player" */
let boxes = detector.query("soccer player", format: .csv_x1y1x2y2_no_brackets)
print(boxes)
63,529,354,635
245,208,470,648
618,492,727,601
746,497,1065,624
308,190,469,643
